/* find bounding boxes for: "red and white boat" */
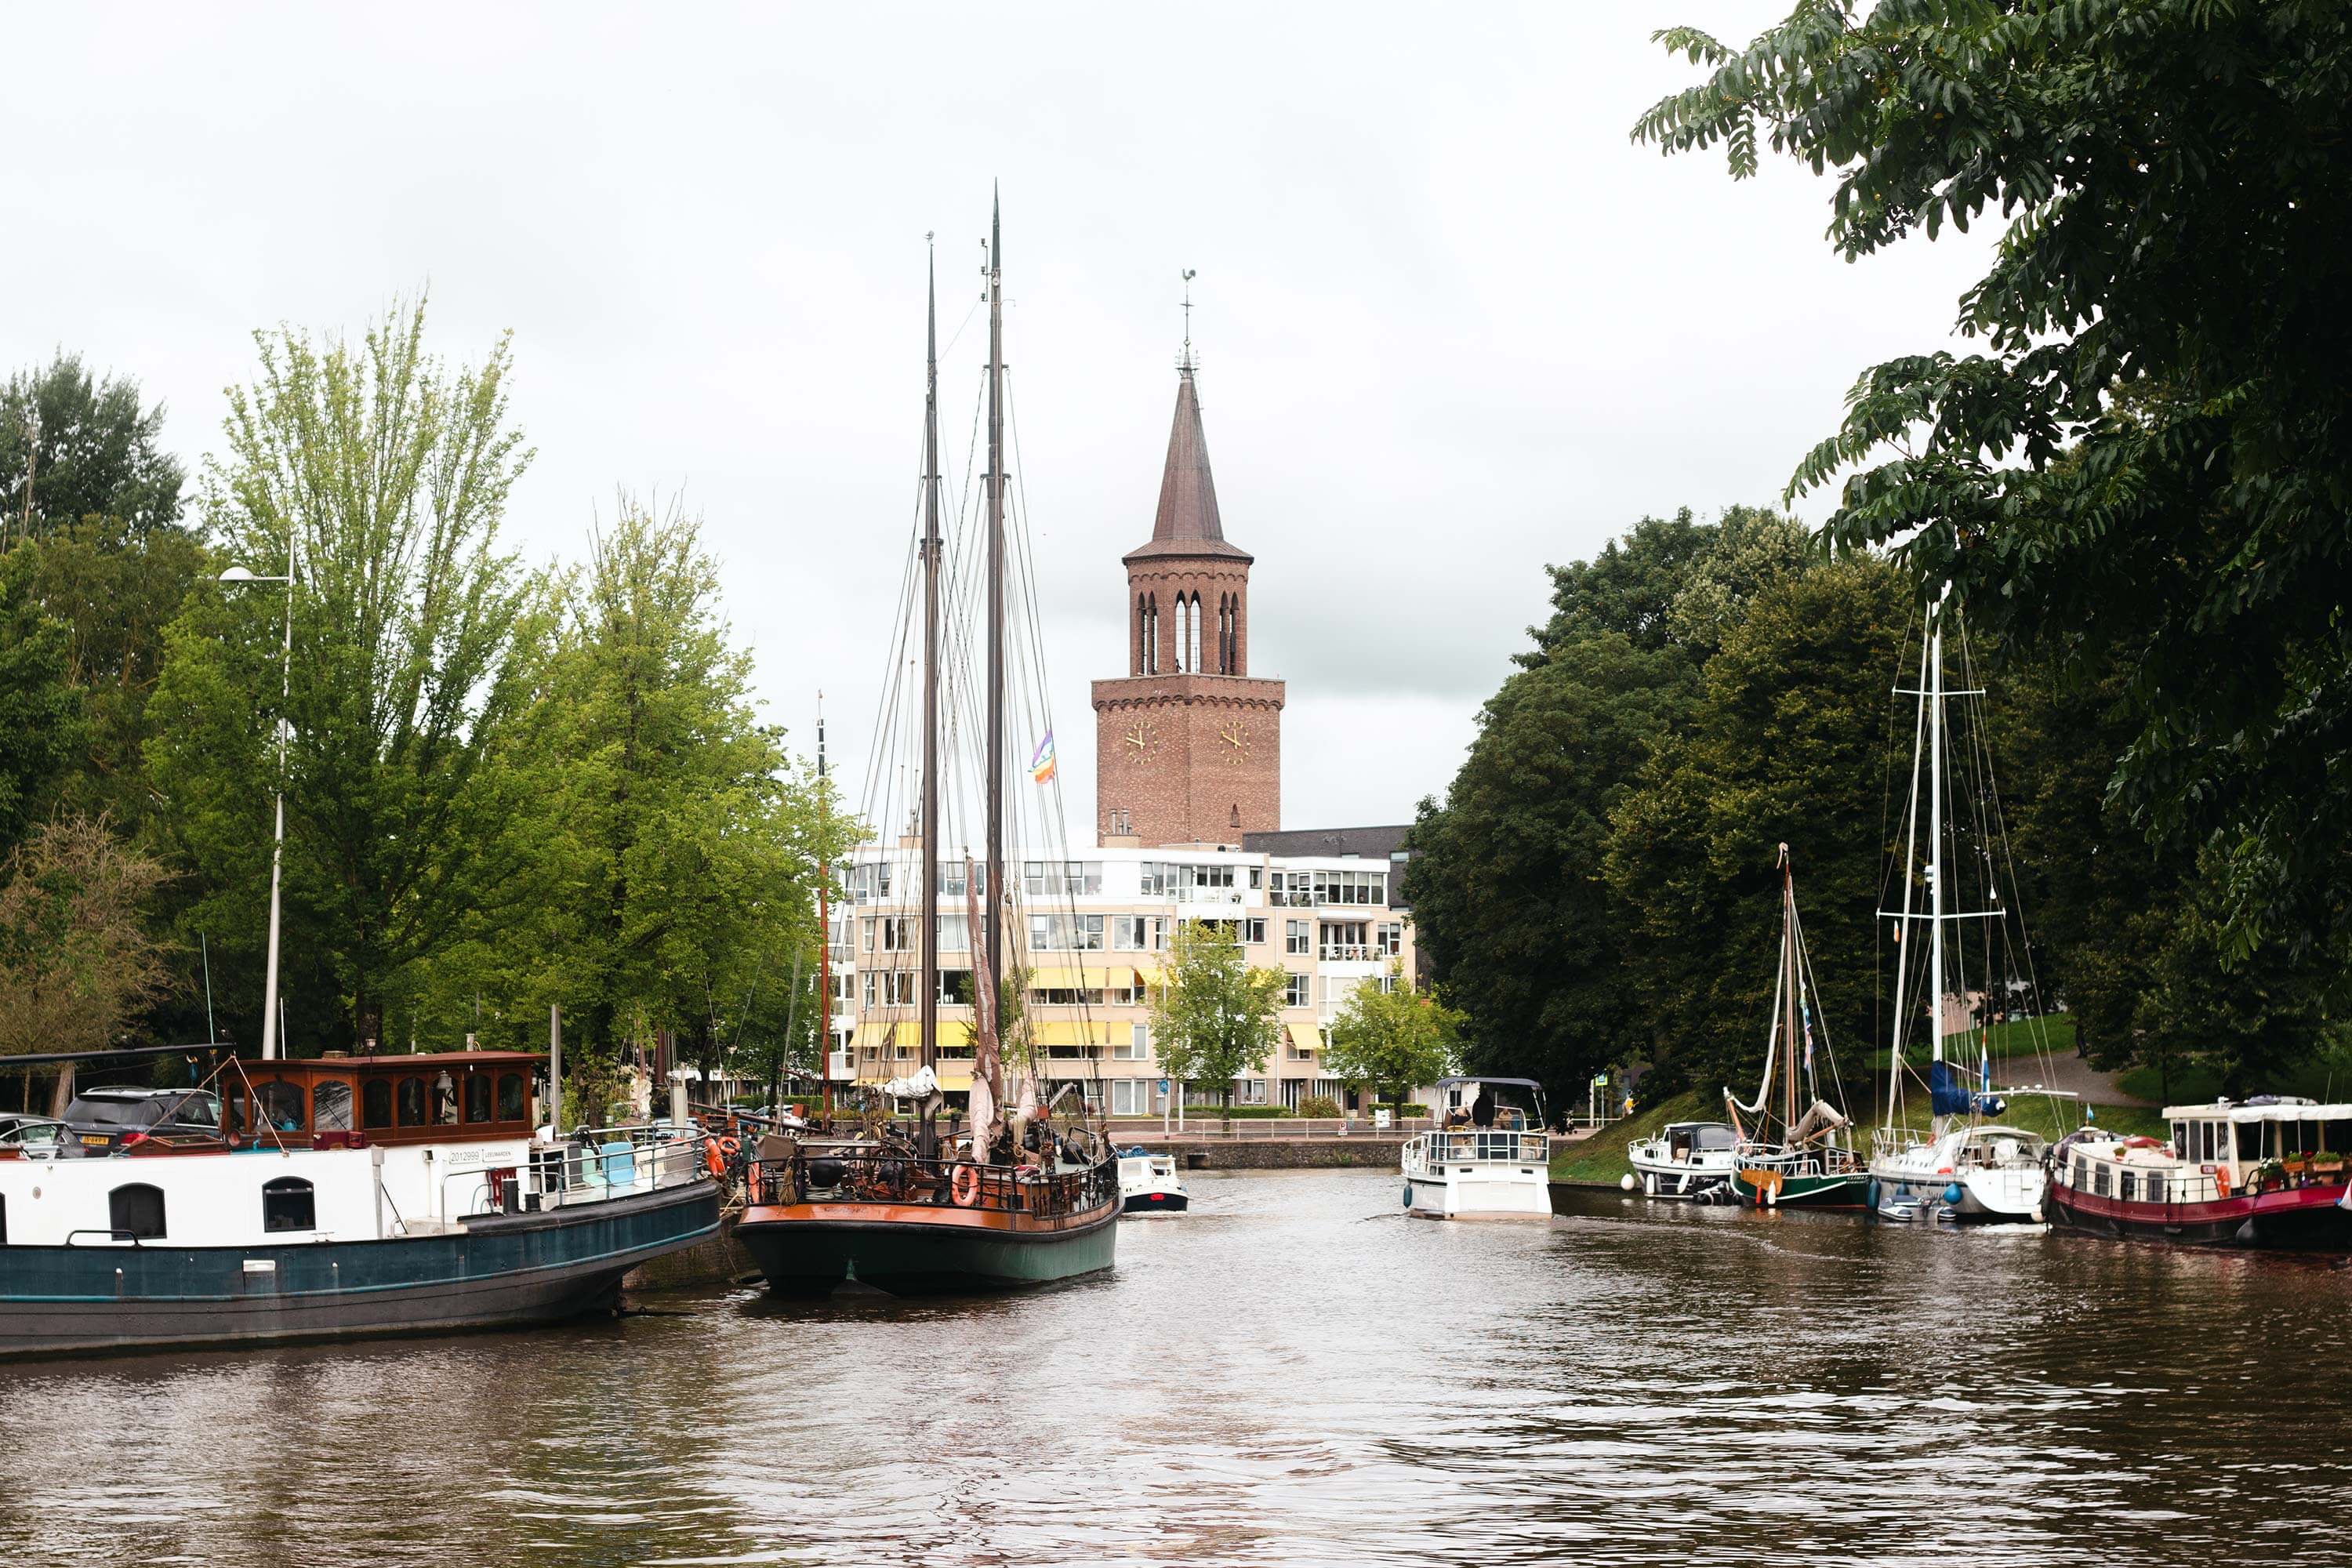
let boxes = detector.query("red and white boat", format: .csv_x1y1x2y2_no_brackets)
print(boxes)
2049,1097,2352,1249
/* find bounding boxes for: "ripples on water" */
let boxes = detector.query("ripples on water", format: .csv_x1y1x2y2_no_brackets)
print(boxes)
2,1171,2348,1566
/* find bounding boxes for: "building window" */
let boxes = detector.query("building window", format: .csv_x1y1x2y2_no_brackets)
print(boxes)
1269,870,1314,907
262,1176,316,1233
1113,1027,1149,1061
110,1183,166,1241
1113,915,1158,951
1189,863,1236,890
1320,921,1370,960
1028,913,1105,951
1139,862,1171,897
1377,923,1403,956
1234,1078,1269,1106
1242,918,1267,945
1285,972,1311,1008
1111,1079,1155,1115
831,972,857,1004
1030,987,1108,1007
1286,920,1310,955
1313,869,1388,906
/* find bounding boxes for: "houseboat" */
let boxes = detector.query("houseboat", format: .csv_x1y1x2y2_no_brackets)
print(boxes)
0,1049,719,1359
2049,1098,2352,1249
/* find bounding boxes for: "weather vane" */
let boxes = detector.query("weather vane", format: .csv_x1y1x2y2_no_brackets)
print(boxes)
1180,268,1198,372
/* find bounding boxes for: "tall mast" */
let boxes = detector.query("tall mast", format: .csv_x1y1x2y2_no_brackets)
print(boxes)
1783,848,1798,1134
817,691,832,1117
1882,623,1931,1131
920,238,943,1081
1926,593,1949,1145
984,187,1007,1002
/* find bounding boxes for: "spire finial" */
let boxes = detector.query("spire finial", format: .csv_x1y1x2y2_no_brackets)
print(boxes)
1178,268,1197,373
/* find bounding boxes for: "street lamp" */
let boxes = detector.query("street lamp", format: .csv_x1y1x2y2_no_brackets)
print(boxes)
220,538,296,1061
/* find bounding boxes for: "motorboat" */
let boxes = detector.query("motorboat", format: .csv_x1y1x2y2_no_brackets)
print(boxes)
1401,1076,1551,1218
1118,1147,1189,1214
1627,1121,1740,1200
1871,1117,2050,1221
2049,1098,2352,1248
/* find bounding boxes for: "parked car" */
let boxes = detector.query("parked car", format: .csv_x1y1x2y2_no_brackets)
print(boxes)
60,1087,223,1153
0,1113,76,1158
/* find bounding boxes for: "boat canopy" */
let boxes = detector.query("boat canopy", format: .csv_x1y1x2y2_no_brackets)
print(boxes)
2164,1099,2352,1123
1436,1076,1541,1091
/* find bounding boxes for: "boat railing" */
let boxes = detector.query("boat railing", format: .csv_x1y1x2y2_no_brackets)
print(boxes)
1403,1130,1550,1171
746,1146,1119,1218
445,1123,710,1218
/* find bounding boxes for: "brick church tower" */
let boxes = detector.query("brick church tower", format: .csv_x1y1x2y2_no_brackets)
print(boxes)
1091,361,1284,847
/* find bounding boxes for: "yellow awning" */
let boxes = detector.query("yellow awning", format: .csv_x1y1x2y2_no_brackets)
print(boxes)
1029,1019,1116,1047
1286,1022,1323,1053
1025,965,1118,992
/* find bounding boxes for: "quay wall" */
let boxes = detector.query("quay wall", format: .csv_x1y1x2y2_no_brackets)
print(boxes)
625,1212,759,1291
1137,1135,1408,1171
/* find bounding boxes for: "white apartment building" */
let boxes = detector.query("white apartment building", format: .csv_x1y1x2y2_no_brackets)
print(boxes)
822,835,1422,1115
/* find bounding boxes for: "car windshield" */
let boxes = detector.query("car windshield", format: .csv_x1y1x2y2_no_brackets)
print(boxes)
64,1095,169,1129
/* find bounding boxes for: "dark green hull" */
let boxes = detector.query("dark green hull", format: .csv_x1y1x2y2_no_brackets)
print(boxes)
1732,1170,1871,1209
738,1207,1118,1296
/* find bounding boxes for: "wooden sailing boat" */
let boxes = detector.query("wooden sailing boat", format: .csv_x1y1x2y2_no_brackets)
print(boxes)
735,198,1121,1294
1726,846,1868,1208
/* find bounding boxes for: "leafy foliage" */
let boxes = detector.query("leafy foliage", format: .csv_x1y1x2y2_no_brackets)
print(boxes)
1637,0,2352,961
0,546,81,851
148,296,536,1050
1147,920,1286,1114
0,815,174,1058
1323,963,1463,1105
0,353,187,544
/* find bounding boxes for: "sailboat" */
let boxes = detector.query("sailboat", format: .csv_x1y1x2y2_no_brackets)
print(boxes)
1864,590,2065,1223
1725,846,1869,1208
734,198,1121,1294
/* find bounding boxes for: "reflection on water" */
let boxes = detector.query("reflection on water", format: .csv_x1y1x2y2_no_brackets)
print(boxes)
2,1171,2349,1566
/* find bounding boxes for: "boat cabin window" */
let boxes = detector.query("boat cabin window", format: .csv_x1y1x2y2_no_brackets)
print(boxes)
397,1076,426,1127
314,1080,354,1133
2120,1171,2137,1203
110,1183,165,1240
432,1072,460,1125
2236,1123,2266,1162
263,1177,316,1233
255,1080,305,1134
363,1079,393,1129
2146,1171,2167,1204
464,1073,493,1123
2328,1120,2352,1154
2170,1121,2187,1154
497,1073,527,1121
2093,1163,2111,1197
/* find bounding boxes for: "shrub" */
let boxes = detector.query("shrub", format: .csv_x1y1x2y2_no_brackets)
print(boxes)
1297,1095,1343,1119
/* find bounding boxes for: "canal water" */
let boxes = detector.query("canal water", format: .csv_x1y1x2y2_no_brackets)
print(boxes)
3,1169,2348,1566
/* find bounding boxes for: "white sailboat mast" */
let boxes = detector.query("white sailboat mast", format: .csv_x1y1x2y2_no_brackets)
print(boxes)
1883,625,1931,1131
1927,595,1946,1072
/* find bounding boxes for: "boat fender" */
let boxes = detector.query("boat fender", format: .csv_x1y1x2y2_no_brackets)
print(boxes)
1619,1174,1636,1192
1402,1183,1413,1207
1942,1182,1962,1207
1866,1178,1880,1213
951,1163,984,1207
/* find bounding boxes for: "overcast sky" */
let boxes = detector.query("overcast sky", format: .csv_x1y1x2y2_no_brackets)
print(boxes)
6,3,1992,837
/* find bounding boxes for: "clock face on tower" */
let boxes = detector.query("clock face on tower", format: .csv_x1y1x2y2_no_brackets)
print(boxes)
1219,720,1250,764
1123,718,1158,764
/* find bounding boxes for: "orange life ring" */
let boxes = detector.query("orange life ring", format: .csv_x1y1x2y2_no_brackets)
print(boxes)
719,1135,740,1163
951,1163,983,1207
2214,1166,2234,1198
703,1138,726,1178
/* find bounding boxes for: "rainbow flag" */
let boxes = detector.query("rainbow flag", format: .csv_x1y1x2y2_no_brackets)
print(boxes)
1029,731,1056,784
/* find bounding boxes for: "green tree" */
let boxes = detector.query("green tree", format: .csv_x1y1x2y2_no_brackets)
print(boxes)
1637,2,2352,961
1147,920,1285,1121
1605,561,1911,1099
0,815,175,1064
415,495,842,1087
147,296,535,1051
0,353,187,546
1323,963,1463,1107
0,546,81,851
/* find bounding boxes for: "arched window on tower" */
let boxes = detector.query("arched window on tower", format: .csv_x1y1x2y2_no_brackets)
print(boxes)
1220,594,1234,673
1191,593,1204,673
1137,593,1149,675
1174,593,1192,673
1145,594,1160,673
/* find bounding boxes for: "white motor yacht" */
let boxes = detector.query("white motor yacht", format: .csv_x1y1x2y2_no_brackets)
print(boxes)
1627,1120,1740,1199
1117,1148,1189,1214
1401,1076,1551,1218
